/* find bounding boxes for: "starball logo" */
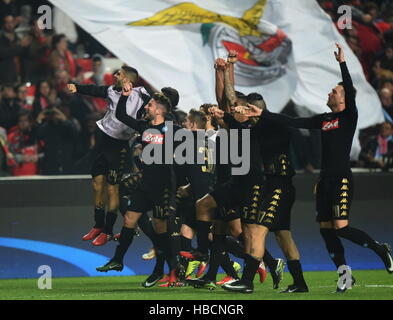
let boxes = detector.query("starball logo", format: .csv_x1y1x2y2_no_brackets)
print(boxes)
140,122,251,176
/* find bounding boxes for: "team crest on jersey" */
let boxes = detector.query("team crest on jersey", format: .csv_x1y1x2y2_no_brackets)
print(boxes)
142,132,164,144
322,118,339,131
127,1,292,87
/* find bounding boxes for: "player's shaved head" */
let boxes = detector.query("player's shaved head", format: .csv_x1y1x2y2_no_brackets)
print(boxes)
247,92,267,110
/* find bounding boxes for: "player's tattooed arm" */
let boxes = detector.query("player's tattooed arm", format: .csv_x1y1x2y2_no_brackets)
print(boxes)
215,58,227,110
224,65,237,110
227,50,238,92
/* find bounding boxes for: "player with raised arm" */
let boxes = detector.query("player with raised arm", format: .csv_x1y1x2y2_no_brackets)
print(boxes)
236,44,393,292
67,66,150,246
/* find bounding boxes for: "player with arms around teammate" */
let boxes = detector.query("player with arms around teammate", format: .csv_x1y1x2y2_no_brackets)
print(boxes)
67,66,150,246
97,81,183,287
239,44,393,292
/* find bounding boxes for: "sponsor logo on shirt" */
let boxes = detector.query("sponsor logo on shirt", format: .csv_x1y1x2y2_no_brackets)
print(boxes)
322,118,339,131
142,132,164,144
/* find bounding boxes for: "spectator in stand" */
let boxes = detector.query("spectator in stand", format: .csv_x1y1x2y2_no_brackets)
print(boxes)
0,126,9,176
6,109,42,176
0,0,21,25
22,18,49,83
74,112,100,174
32,80,52,119
359,122,393,170
53,69,71,93
381,79,393,92
0,84,20,132
34,28,55,82
36,107,79,175
48,34,77,81
376,44,393,80
15,83,32,111
379,87,393,119
0,15,32,84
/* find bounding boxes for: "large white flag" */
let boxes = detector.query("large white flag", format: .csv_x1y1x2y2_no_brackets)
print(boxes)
49,0,383,130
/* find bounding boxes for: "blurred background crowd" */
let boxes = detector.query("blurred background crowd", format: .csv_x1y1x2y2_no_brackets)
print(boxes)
0,0,392,177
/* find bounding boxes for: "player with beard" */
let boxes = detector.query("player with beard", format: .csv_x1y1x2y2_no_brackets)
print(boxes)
67,66,150,246
237,44,393,293
96,81,183,287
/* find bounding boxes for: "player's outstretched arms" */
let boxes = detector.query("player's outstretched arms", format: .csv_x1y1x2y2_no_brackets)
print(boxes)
67,83,109,98
234,105,321,129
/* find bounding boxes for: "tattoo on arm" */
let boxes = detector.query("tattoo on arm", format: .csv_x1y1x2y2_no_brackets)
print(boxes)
215,68,226,107
224,67,236,109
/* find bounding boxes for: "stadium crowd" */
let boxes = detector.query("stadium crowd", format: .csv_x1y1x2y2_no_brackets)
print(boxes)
0,0,392,177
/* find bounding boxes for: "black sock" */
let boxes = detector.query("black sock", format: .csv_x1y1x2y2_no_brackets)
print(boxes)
156,232,176,270
287,260,307,288
206,235,225,282
181,236,193,252
220,253,239,279
94,207,105,228
119,197,128,217
320,228,347,269
241,254,260,285
103,211,117,235
196,221,211,254
226,236,246,259
152,249,165,275
168,215,181,257
263,248,277,273
138,214,157,246
113,227,134,263
336,226,385,256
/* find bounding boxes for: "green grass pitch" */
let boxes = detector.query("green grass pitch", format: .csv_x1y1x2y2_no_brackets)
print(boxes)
1,270,392,300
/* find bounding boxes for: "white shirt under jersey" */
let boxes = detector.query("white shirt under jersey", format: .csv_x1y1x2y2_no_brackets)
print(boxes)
96,86,149,140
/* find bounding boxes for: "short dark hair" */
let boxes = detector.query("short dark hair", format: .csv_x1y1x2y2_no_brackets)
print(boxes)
247,92,267,110
52,34,66,49
121,66,139,84
174,110,187,125
235,91,247,105
2,83,14,90
161,87,179,108
338,82,357,97
92,55,102,63
199,103,214,114
188,109,207,129
18,109,33,122
199,103,219,129
153,92,172,112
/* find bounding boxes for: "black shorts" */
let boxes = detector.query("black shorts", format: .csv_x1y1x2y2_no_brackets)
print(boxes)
128,181,176,219
176,196,196,229
187,166,215,200
210,177,263,222
246,179,295,230
91,128,129,185
176,166,215,229
315,175,354,222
